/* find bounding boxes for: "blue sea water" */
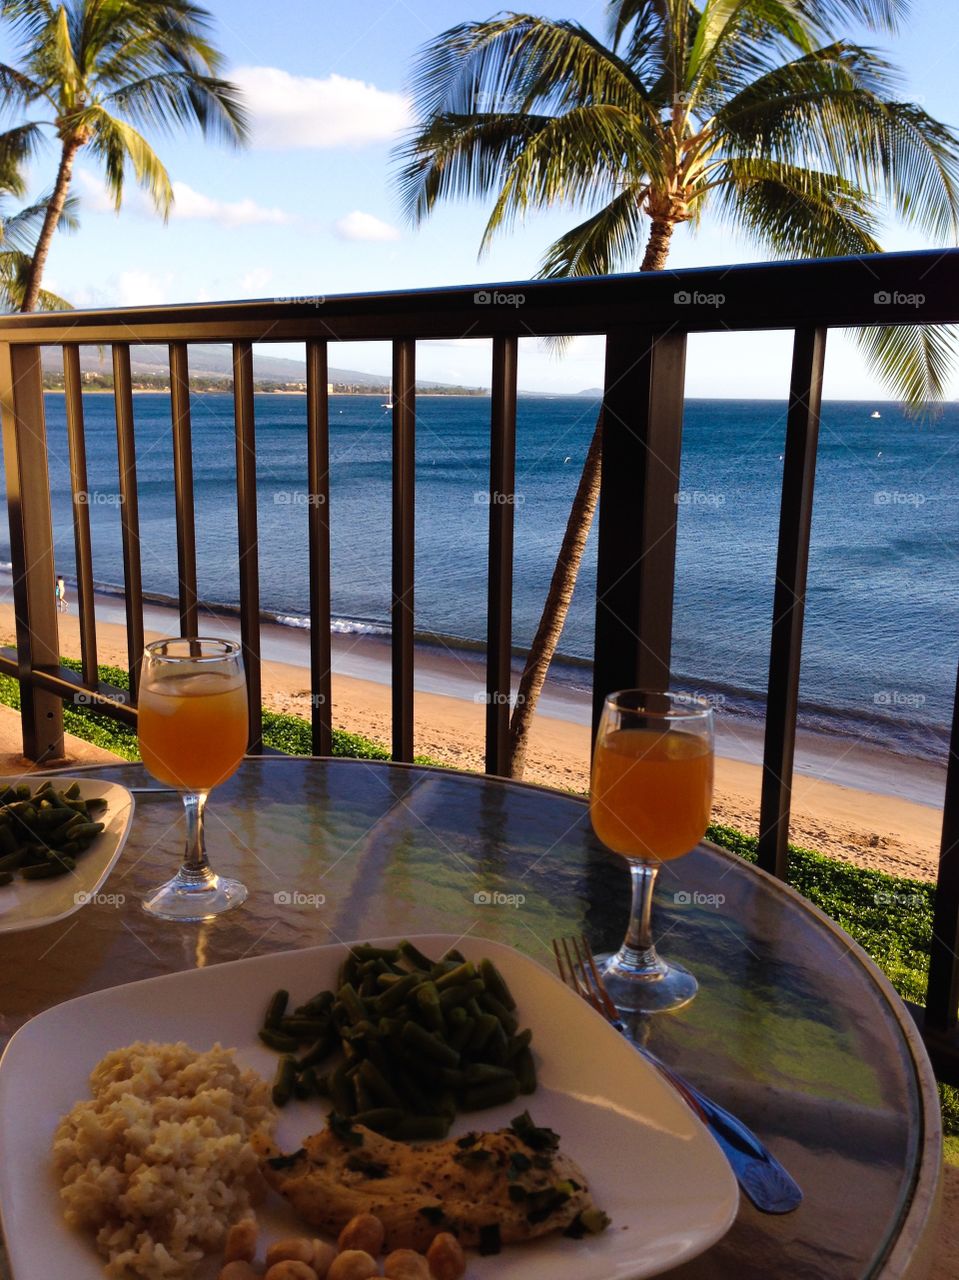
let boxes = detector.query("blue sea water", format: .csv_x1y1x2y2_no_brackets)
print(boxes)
2,391,957,762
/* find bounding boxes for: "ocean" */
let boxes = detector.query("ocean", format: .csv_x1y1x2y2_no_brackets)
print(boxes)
2,392,956,764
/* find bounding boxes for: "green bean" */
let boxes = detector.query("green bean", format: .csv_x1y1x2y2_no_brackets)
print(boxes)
464,1063,516,1085
506,1028,533,1060
62,822,104,841
264,989,289,1030
516,1048,537,1095
337,982,368,1024
400,1020,460,1067
298,1034,336,1068
0,850,25,873
272,1055,297,1107
480,958,517,1010
22,855,75,879
297,990,334,1015
353,1073,377,1113
447,1015,475,1053
443,948,467,964
0,871,12,887
390,1114,451,1141
352,943,401,962
373,972,420,1014
466,1013,499,1054
485,1021,510,1066
398,939,434,970
64,782,81,800
279,1016,330,1039
358,1059,403,1108
435,961,477,991
0,827,18,856
329,1061,355,1116
463,1076,519,1111
414,981,444,1032
259,1028,299,1053
352,1107,404,1133
438,979,485,1011
478,991,520,1035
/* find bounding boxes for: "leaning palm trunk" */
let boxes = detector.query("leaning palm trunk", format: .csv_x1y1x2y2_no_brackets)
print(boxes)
508,412,603,776
507,227,672,777
19,138,80,313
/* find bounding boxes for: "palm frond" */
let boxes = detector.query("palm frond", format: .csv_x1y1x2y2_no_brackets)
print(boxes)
0,246,71,311
106,70,248,144
1,189,80,250
0,123,43,195
854,323,958,404
706,158,883,255
84,106,173,214
395,111,555,224
538,186,650,276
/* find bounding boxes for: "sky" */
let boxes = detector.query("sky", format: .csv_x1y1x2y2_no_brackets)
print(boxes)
5,0,959,398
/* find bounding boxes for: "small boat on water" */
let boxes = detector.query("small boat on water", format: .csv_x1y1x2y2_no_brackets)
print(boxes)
871,410,881,418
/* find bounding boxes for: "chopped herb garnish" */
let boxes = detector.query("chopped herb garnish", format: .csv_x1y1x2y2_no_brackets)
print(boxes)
455,1132,479,1149
533,1153,554,1170
345,1154,389,1178
507,1184,528,1202
419,1206,445,1225
453,1148,492,1169
510,1151,532,1172
479,1224,502,1256
565,1208,611,1237
510,1110,560,1153
328,1113,363,1147
266,1148,306,1171
526,1186,572,1225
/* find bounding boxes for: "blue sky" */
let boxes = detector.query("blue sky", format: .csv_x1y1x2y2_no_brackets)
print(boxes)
8,0,959,397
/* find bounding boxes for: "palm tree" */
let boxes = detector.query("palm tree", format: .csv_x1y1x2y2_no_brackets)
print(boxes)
0,122,75,309
0,0,248,312
396,0,959,778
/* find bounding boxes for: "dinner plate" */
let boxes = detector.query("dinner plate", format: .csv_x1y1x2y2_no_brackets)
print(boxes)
0,934,739,1279
0,778,134,935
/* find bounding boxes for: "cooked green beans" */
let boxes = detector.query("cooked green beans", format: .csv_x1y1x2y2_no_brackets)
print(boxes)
257,941,536,1135
0,783,106,889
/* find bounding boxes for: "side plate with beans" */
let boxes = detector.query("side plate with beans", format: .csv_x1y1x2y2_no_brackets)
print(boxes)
0,781,107,887
258,940,537,1139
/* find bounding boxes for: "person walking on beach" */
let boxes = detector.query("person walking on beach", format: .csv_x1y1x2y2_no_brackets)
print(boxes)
55,576,67,613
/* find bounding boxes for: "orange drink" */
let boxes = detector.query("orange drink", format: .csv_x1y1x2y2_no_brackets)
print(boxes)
138,637,249,921
591,727,713,861
138,671,248,791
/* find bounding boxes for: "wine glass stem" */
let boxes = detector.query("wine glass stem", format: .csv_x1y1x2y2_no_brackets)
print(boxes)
625,859,659,953
181,790,211,878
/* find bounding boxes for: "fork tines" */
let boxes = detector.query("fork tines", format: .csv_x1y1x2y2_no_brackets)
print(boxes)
553,935,619,1023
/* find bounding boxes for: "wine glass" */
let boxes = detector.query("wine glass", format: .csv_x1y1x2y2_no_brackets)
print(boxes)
590,689,714,1013
138,637,249,920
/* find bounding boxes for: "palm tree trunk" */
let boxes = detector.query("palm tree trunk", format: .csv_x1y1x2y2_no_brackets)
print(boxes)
20,138,81,313
505,218,674,777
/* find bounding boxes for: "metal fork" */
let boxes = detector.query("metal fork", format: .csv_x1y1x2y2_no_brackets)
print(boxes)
553,935,803,1215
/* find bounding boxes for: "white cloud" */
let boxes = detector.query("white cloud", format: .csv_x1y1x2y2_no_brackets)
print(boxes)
170,181,293,227
333,210,401,242
115,270,178,307
232,66,410,149
241,266,273,292
73,169,292,227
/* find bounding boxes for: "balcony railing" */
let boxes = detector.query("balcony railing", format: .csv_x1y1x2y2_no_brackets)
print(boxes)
0,249,957,1073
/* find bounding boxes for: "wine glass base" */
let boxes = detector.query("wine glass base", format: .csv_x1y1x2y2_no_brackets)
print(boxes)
595,950,698,1014
142,871,247,922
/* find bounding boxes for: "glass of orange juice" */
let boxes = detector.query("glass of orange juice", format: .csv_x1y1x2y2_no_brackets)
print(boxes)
138,637,249,920
590,689,714,1013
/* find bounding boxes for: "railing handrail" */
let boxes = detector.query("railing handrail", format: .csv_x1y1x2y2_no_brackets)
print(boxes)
0,247,955,339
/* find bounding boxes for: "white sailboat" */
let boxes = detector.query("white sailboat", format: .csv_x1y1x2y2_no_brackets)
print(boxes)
871,410,881,418
382,379,394,410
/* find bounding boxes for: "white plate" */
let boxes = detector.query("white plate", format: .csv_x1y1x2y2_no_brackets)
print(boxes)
0,934,738,1279
0,778,134,935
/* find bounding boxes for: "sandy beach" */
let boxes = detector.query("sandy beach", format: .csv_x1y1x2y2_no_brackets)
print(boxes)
0,592,946,883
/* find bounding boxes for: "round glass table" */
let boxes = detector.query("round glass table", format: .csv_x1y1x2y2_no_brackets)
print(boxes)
0,758,941,1278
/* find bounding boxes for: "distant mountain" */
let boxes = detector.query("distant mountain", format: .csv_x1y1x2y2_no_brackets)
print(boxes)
39,344,485,392
576,387,604,396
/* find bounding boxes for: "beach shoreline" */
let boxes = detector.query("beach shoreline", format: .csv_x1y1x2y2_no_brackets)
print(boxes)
0,583,946,883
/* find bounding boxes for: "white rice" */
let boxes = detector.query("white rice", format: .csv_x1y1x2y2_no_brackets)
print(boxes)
52,1041,274,1278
